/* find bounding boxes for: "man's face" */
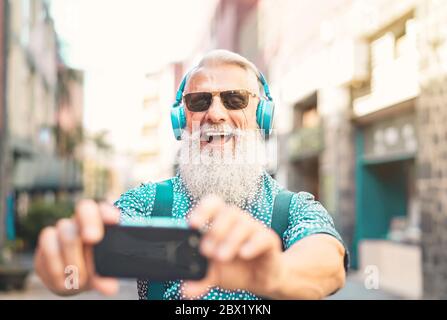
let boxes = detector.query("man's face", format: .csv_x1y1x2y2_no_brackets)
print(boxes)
178,63,266,205
183,64,260,150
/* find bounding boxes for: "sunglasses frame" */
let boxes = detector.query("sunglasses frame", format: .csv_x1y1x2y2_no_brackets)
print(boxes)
183,89,259,112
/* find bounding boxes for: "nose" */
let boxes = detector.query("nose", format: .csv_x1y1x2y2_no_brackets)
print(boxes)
205,94,229,124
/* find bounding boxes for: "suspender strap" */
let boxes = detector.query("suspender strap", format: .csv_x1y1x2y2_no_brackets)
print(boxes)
147,282,165,301
152,179,174,217
147,179,174,300
259,188,294,300
271,189,294,247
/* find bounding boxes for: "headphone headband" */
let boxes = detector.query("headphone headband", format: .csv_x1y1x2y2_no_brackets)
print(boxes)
173,72,190,107
258,72,273,101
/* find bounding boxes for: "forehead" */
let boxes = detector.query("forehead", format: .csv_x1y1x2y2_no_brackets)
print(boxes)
185,64,259,93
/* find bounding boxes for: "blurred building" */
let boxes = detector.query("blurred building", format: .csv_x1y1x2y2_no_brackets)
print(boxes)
54,64,84,200
131,66,178,184
0,0,8,249
82,133,112,201
3,0,83,239
56,65,83,155
416,0,447,300
259,0,447,299
351,2,421,299
212,0,264,69
174,0,264,90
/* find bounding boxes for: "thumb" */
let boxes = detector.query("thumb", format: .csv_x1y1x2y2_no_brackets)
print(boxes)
84,245,120,296
182,262,218,299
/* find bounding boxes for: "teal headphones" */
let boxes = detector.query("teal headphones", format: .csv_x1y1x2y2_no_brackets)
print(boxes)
170,70,275,140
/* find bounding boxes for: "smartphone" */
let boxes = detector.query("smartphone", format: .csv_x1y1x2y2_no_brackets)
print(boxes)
93,223,208,281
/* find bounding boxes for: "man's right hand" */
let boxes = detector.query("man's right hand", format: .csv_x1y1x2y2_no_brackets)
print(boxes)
34,200,121,296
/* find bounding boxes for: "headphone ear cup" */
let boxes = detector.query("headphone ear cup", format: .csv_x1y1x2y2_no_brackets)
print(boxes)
171,105,187,140
256,100,275,138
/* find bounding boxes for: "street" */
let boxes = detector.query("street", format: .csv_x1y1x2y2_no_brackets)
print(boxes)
327,272,401,300
0,271,400,300
0,273,138,300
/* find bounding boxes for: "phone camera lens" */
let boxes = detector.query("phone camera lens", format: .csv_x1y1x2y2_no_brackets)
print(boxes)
188,235,200,248
190,263,200,274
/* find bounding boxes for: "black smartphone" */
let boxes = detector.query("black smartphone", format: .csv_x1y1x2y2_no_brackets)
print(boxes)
93,224,208,281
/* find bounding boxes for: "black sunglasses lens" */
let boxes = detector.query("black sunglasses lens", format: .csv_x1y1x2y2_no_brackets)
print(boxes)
185,93,212,112
221,91,249,110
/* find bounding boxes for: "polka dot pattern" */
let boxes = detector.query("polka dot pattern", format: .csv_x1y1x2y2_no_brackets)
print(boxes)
114,171,348,300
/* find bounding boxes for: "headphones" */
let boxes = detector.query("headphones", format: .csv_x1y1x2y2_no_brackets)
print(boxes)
170,70,275,140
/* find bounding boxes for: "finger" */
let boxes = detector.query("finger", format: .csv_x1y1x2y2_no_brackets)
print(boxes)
38,227,68,293
56,219,88,289
84,246,119,296
200,207,238,257
239,229,281,260
75,199,104,244
182,262,218,299
91,276,120,296
34,247,51,287
189,194,225,230
98,202,121,225
215,218,254,262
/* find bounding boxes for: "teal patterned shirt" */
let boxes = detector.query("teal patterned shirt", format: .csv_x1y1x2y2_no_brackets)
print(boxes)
114,171,348,300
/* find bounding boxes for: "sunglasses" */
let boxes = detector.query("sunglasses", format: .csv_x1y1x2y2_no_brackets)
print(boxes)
183,90,258,112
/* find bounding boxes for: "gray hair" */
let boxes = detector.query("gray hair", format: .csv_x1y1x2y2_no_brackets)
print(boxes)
189,49,263,94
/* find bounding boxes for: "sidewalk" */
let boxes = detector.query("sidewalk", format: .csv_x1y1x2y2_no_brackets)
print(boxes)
0,253,138,300
0,272,138,300
0,254,401,300
0,273,401,300
326,272,403,300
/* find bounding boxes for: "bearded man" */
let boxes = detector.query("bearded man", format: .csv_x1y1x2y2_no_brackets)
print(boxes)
34,50,349,300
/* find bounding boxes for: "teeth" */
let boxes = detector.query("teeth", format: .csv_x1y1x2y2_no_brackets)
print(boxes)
204,132,232,137
202,131,233,144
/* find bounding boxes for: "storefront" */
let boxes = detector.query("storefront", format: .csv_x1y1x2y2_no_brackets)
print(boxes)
353,103,422,298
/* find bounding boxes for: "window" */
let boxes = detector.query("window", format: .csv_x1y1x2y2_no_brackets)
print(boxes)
302,107,320,129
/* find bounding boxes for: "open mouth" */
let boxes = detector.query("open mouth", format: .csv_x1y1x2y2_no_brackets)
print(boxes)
201,131,234,146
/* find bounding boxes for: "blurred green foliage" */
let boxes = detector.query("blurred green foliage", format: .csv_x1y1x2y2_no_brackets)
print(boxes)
18,200,74,250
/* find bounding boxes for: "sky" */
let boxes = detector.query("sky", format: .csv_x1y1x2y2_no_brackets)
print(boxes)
49,0,218,152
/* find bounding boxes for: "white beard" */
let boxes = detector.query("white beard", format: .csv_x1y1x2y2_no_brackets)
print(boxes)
178,126,266,207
